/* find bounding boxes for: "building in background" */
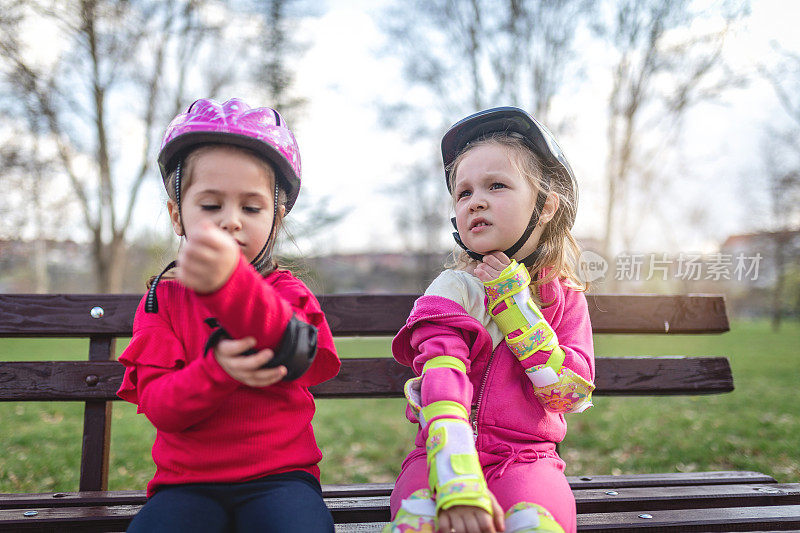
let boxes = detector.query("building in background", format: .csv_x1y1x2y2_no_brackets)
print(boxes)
2,233,798,322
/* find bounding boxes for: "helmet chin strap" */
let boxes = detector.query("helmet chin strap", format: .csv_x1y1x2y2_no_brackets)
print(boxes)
250,184,280,272
452,189,548,267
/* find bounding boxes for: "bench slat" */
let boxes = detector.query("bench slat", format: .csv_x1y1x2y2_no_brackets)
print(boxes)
322,471,777,494
0,356,733,401
576,504,800,532
0,294,729,337
325,483,800,520
576,483,800,513
326,483,800,523
0,505,138,531
78,337,115,493
335,504,800,533
0,473,781,509
6,503,800,532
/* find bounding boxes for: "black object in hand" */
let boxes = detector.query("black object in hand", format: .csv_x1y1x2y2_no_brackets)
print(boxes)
203,316,317,381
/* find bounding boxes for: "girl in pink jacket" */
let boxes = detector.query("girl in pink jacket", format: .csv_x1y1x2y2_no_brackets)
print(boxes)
386,108,595,533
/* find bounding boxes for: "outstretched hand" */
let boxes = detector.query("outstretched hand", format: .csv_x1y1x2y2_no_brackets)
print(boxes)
437,492,505,533
214,336,287,387
177,221,240,294
473,252,512,283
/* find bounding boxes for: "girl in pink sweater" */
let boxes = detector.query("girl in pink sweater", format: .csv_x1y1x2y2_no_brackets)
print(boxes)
386,108,595,533
118,99,340,532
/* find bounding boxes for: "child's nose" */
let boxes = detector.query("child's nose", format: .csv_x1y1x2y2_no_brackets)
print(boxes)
219,209,242,232
469,192,488,211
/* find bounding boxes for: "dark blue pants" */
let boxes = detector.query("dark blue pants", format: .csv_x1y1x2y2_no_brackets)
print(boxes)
127,471,333,533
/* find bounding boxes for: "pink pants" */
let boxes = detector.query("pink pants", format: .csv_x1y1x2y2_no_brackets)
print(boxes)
390,443,576,533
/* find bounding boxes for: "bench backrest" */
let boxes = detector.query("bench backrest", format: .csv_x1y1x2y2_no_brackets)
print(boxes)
0,293,732,491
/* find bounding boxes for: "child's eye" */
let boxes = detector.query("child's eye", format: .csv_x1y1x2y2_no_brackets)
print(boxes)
490,182,507,190
243,206,262,214
457,190,471,199
200,204,220,211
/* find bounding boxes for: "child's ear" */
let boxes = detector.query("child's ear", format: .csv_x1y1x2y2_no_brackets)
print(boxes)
166,200,184,236
279,204,286,218
540,192,560,225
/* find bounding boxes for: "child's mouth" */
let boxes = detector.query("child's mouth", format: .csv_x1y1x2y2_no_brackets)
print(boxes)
470,219,490,232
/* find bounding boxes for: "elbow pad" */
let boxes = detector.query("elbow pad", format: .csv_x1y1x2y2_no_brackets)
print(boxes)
203,315,317,381
270,315,318,381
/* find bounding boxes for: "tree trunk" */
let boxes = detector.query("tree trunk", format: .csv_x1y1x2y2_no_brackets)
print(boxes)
771,235,786,331
107,239,127,293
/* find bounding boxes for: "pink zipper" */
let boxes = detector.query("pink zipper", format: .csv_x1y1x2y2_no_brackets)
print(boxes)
472,346,497,438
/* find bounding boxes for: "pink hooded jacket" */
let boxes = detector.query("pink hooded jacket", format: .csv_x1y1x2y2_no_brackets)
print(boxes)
392,270,594,463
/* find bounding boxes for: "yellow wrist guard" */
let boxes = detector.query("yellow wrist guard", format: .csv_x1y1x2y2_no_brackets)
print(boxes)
425,415,492,515
483,261,559,361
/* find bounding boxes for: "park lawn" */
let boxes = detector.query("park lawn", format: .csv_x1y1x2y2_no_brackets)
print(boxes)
0,320,797,493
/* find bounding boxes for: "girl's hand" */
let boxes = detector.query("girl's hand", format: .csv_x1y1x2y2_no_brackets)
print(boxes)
437,492,505,533
214,337,287,387
177,221,240,294
473,252,512,283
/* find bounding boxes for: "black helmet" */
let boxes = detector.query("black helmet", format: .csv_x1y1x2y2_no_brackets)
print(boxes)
441,106,578,263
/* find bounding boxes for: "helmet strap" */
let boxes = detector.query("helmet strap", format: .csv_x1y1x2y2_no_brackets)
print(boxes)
250,184,280,272
172,161,278,276
175,161,185,234
144,260,177,313
450,187,548,267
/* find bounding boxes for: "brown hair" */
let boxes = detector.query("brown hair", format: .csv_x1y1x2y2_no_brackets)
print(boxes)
446,134,588,304
148,145,287,287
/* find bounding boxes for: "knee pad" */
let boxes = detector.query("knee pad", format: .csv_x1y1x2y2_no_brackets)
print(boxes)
504,502,565,533
383,489,435,533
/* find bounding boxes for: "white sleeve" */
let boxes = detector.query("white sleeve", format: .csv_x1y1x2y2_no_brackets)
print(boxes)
424,269,504,350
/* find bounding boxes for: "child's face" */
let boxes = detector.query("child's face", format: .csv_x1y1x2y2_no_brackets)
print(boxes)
168,146,278,263
453,143,543,258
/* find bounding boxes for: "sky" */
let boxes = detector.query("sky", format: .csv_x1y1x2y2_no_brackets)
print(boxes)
6,0,800,260
285,0,800,257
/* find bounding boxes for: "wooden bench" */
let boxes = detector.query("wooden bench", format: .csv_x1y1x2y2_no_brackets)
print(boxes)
1,292,799,532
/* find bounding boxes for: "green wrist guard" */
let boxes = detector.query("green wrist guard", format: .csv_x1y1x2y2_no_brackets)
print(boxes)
425,414,493,515
483,261,559,361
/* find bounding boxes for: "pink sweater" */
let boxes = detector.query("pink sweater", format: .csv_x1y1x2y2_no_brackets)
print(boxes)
117,256,341,497
392,271,593,452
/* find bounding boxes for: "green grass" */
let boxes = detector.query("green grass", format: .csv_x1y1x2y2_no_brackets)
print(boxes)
0,320,797,493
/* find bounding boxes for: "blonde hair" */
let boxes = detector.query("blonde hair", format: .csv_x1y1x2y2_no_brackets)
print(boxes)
446,134,588,304
155,144,288,284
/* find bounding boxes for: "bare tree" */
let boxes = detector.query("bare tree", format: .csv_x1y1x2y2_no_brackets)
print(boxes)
0,0,323,292
248,0,312,125
0,0,240,291
379,0,591,257
491,0,593,126
760,45,800,329
598,0,747,259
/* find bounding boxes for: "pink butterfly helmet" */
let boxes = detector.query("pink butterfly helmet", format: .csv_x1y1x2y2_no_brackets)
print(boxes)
157,98,302,213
